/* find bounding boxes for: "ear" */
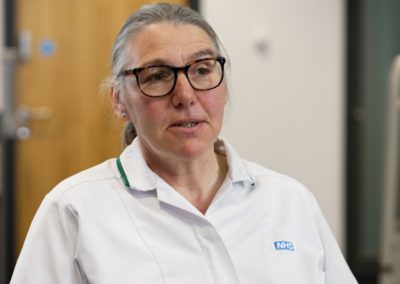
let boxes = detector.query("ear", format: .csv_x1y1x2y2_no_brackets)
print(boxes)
110,86,129,121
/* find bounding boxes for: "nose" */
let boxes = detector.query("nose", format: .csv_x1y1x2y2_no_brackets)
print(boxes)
171,72,196,108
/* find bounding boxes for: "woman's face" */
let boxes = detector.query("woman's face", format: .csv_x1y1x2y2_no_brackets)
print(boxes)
118,23,227,162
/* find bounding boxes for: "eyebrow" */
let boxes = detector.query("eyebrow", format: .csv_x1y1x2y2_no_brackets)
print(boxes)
188,48,217,61
139,48,217,68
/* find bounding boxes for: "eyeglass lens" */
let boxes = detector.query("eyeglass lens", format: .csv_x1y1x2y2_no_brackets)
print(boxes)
136,58,224,97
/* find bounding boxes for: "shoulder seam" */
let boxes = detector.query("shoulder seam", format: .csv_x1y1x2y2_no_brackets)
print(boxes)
50,175,120,200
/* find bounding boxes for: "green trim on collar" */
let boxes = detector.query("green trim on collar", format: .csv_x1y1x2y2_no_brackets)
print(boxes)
116,158,130,187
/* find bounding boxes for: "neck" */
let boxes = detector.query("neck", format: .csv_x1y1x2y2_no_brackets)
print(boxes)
142,146,228,214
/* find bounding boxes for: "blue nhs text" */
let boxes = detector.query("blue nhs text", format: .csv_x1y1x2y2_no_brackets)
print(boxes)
274,241,294,251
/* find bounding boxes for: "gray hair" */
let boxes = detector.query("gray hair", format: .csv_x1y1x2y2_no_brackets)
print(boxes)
110,3,223,146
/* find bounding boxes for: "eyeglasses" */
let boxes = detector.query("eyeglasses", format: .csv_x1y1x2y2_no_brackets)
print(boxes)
118,56,226,97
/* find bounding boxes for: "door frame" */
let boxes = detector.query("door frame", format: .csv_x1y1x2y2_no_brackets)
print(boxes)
2,0,16,281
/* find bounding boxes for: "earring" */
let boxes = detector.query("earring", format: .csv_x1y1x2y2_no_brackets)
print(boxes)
121,112,127,118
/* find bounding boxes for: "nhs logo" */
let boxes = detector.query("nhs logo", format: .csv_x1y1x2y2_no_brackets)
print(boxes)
274,241,294,251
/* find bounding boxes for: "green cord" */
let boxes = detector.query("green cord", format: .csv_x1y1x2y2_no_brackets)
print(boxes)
116,158,130,187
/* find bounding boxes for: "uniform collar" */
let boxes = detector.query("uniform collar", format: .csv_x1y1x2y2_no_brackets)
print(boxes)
215,138,255,186
117,138,254,191
118,139,158,191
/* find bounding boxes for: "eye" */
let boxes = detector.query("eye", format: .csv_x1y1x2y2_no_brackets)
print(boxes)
139,67,173,84
190,60,216,77
196,67,211,76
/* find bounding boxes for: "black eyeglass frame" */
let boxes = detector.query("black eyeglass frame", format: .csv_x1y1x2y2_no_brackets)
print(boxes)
117,56,226,97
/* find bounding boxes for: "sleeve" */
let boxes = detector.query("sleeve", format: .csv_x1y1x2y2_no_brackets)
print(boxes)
10,193,86,284
309,194,358,284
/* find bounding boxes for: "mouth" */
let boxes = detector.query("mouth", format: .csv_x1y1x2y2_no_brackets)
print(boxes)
173,122,199,128
170,120,202,129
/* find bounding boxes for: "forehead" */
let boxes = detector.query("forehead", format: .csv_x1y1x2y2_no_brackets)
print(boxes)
125,22,217,67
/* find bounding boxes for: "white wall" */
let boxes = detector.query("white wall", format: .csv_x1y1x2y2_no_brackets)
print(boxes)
202,0,346,249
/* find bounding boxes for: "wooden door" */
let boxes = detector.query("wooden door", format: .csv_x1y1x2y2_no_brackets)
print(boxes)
14,0,187,257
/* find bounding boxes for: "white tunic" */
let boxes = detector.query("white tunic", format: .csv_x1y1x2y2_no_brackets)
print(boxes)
11,139,357,284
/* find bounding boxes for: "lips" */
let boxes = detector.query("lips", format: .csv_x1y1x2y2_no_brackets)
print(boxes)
170,119,203,129
173,122,198,128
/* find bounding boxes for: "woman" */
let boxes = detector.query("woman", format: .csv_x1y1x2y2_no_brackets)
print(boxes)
11,3,357,284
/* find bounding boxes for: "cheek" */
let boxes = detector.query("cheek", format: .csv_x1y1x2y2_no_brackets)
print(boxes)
206,85,228,117
126,96,167,129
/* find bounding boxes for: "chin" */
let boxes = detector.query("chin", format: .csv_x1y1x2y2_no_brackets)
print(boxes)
173,140,214,161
